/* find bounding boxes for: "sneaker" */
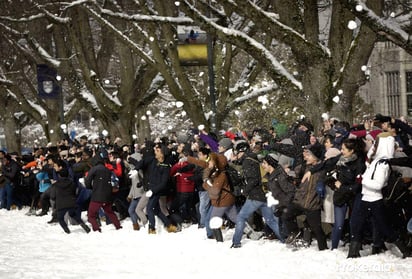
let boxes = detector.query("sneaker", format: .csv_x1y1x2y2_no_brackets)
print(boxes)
166,224,177,233
148,228,156,234
285,231,301,245
231,243,241,248
133,223,140,231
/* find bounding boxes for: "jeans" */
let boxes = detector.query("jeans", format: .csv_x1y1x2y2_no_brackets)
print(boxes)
331,204,347,249
198,191,210,228
232,199,283,245
0,187,4,208
206,205,237,238
147,194,171,229
128,197,141,224
1,183,14,210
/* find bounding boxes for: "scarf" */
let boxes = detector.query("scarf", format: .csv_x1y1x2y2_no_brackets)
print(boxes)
336,153,358,167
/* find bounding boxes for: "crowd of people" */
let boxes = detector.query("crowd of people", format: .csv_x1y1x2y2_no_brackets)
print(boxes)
0,113,411,258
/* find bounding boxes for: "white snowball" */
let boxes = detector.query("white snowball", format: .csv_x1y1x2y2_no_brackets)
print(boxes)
333,96,340,103
355,5,363,12
347,20,357,30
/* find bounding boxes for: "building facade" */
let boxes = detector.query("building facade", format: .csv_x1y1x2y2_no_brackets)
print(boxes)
359,41,412,119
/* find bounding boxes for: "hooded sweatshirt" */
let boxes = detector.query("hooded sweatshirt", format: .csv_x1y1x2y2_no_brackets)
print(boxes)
361,136,395,202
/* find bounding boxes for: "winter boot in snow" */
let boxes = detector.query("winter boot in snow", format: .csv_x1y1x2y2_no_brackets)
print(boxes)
371,245,387,255
347,241,361,258
213,229,223,242
394,238,411,258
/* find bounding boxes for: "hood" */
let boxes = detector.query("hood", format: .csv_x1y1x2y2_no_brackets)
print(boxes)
368,136,395,160
209,153,228,171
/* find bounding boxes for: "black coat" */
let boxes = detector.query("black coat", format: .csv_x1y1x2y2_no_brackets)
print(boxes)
85,163,113,203
333,156,366,206
266,166,295,208
50,177,77,210
238,151,265,202
128,155,171,195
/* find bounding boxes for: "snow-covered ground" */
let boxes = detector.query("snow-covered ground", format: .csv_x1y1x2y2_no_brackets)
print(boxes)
0,208,410,279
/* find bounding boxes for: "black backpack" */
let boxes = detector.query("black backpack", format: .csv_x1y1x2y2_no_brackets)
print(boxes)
224,163,245,197
372,159,410,205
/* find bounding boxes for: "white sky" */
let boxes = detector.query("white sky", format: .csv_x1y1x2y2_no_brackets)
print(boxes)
0,209,410,279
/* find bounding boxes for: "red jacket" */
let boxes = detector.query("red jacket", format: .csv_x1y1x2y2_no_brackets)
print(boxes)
170,161,195,193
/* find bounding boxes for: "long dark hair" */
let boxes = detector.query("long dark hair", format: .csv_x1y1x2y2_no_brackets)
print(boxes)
342,138,366,158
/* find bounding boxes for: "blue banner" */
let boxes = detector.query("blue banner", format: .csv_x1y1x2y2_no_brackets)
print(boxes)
37,64,60,98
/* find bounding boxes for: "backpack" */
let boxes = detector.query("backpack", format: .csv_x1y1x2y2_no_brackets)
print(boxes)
224,163,245,197
372,159,409,205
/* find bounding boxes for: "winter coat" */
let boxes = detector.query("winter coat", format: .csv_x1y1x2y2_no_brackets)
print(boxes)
2,159,21,185
50,177,77,210
293,165,324,210
333,155,365,206
187,154,235,207
128,154,171,195
362,136,395,202
84,158,113,203
266,166,295,208
36,170,52,193
238,151,265,202
169,161,195,193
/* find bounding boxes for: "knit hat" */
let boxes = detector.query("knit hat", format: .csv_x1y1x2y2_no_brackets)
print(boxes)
304,143,323,160
218,138,233,150
264,153,279,168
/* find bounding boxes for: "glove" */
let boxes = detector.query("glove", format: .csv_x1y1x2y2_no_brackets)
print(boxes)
78,178,85,187
316,181,326,199
128,169,138,179
374,113,391,123
266,192,279,207
116,158,122,164
145,190,153,197
179,156,188,163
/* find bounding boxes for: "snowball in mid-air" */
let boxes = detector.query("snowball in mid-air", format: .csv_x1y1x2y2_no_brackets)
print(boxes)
355,5,363,12
333,96,340,103
347,20,357,30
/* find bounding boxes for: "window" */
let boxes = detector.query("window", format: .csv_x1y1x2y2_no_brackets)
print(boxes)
406,71,412,93
407,94,412,116
386,71,400,116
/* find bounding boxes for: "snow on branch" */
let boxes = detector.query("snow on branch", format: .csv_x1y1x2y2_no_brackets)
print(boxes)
84,6,155,65
28,38,61,67
182,1,302,91
229,84,279,106
346,1,410,47
0,13,45,23
98,8,194,25
0,77,13,86
27,98,47,118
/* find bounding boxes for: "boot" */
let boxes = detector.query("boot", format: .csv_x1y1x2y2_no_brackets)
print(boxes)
81,223,91,233
371,245,387,255
212,229,223,242
148,227,156,234
347,241,361,258
166,224,177,233
133,223,140,231
394,238,412,258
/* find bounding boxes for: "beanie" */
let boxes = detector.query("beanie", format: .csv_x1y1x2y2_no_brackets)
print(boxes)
218,138,233,150
264,153,279,169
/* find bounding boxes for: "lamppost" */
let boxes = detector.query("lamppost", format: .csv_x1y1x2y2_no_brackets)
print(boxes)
207,1,217,133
